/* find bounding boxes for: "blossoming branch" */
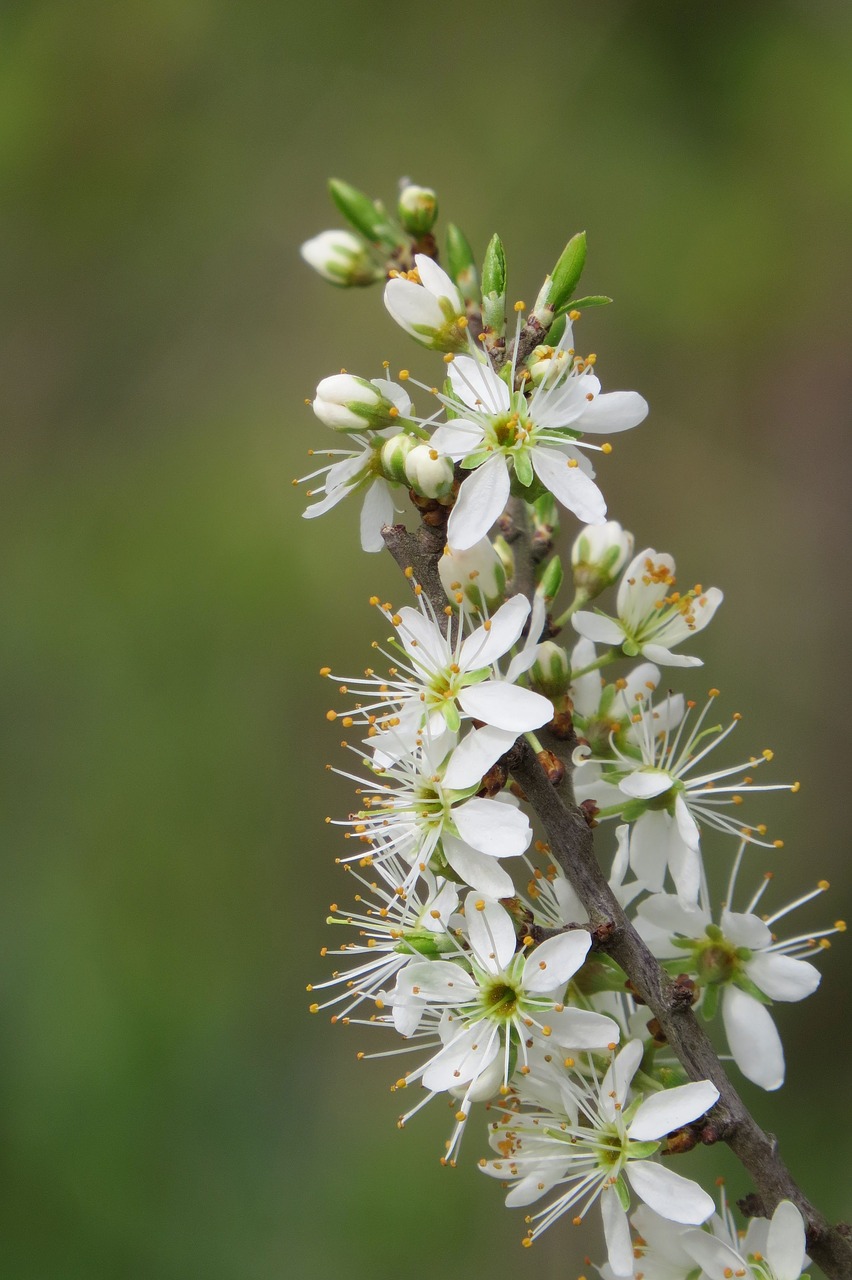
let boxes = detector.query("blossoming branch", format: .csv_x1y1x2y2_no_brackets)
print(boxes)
297,177,850,1279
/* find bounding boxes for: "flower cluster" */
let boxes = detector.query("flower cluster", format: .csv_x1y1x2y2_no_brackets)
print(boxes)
299,178,841,1278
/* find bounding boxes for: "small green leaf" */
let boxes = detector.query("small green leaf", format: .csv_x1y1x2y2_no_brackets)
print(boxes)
563,295,612,311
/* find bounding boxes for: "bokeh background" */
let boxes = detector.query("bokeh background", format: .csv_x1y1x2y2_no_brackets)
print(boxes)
2,1,851,1276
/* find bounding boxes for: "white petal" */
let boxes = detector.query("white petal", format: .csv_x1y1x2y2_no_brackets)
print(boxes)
360,479,394,553
601,1187,634,1278
447,456,511,551
532,447,607,523
392,1001,424,1036
744,953,821,1002
448,355,510,413
576,390,649,434
504,1168,565,1208
430,418,485,459
722,986,785,1090
719,910,772,950
626,1160,714,1224
600,1039,643,1120
572,611,624,646
441,834,514,895
384,276,446,334
459,680,553,732
628,811,671,892
640,644,703,668
767,1201,807,1280
453,795,531,856
460,593,530,668
682,1229,749,1278
464,892,517,973
443,725,517,790
422,1024,500,1090
415,253,463,308
547,1008,620,1049
394,959,478,1002
395,606,448,669
629,1080,719,1141
619,768,674,800
636,893,710,938
523,931,592,994
674,795,701,851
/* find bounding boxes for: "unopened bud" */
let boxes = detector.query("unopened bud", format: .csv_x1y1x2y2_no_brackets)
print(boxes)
398,184,438,236
536,555,563,604
445,223,479,305
313,373,411,433
438,539,507,614
571,522,634,598
404,444,454,499
328,179,399,247
380,433,418,484
300,229,383,287
481,233,507,334
530,642,571,698
527,343,573,388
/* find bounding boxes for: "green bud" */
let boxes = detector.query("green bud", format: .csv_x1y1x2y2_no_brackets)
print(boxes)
445,223,479,304
481,233,507,334
530,642,571,698
398,183,438,236
328,178,398,247
536,554,563,604
531,231,587,328
571,522,634,599
380,433,418,484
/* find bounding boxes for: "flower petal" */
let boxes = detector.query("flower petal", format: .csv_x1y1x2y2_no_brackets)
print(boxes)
441,834,514,896
629,1080,719,1141
460,593,530,668
601,1186,634,1278
464,892,517,973
625,1160,714,1224
459,680,553,732
523,930,592,993
572,611,624,646
448,355,510,414
744,952,821,1002
360,479,394,553
443,724,518,790
619,768,674,800
447,456,511,551
452,796,531,857
722,986,785,1090
547,1007,620,1049
576,389,649,435
531,447,607,523
767,1201,807,1280
600,1039,643,1120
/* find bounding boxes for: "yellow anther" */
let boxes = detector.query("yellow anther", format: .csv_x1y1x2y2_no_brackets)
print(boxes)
398,369,410,380
309,1003,319,1013
443,353,455,364
601,442,612,454
326,710,337,721
319,666,331,676
762,749,774,761
836,920,847,932
791,781,801,792
818,879,830,890
514,300,526,312
569,309,581,321
773,840,784,849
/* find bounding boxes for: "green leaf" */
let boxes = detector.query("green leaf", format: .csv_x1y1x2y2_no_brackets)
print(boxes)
547,232,587,314
563,295,612,311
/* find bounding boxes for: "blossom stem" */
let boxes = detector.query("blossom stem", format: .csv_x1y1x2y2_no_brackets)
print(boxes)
568,649,619,681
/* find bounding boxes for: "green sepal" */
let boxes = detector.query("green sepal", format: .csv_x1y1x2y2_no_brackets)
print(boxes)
732,972,773,1005
563,295,612,312
700,982,719,1021
619,798,646,823
446,224,479,303
626,1140,659,1162
443,701,461,734
460,450,493,471
513,449,534,488
613,1175,631,1211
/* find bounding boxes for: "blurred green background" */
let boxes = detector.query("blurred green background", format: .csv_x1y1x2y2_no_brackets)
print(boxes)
2,1,851,1276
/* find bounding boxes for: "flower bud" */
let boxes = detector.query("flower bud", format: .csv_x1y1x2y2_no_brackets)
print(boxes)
571,522,634,599
532,232,587,326
300,230,384,287
398,184,438,236
529,642,571,698
384,254,469,352
438,539,507,614
527,343,573,388
536,554,563,604
445,223,479,305
404,444,454,499
313,373,410,433
328,179,399,247
481,233,507,334
380,433,418,484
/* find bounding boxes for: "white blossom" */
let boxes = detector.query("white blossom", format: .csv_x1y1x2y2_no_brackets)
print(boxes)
384,254,469,351
429,350,647,550
573,549,722,667
480,1039,718,1275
